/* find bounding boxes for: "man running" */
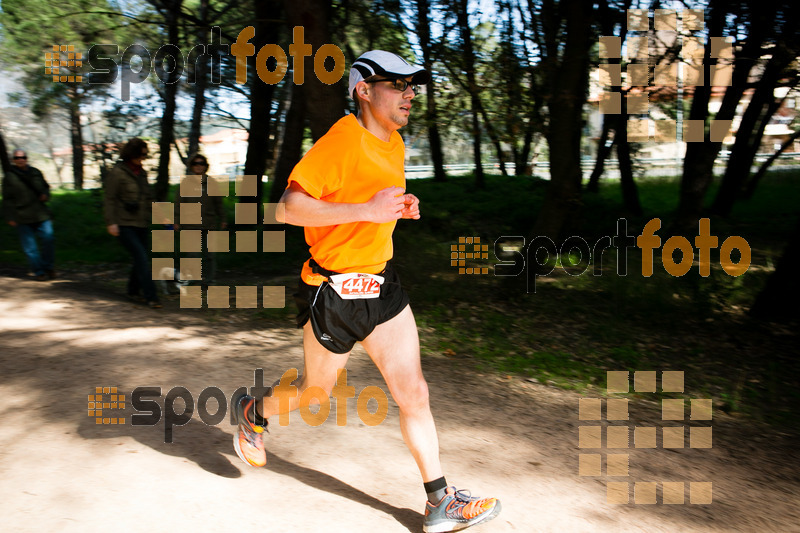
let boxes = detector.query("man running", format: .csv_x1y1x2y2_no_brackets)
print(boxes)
232,50,501,533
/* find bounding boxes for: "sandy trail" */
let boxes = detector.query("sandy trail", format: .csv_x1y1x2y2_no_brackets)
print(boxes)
0,273,797,532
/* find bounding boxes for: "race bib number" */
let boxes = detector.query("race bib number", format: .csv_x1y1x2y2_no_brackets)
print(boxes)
328,273,384,300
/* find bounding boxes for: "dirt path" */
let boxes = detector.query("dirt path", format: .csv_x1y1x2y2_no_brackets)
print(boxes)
0,270,798,532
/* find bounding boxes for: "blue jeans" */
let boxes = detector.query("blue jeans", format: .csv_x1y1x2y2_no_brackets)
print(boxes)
16,219,55,276
118,225,158,302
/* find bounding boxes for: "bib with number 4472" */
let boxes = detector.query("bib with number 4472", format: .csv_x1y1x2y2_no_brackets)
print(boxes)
328,273,385,300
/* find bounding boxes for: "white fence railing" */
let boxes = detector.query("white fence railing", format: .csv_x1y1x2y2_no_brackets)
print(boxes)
404,152,800,179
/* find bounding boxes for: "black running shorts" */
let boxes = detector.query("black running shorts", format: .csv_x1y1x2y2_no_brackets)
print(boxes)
294,261,410,354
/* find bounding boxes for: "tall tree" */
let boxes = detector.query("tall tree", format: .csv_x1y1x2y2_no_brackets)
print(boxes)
586,0,625,190
0,0,119,190
711,1,800,216
284,0,346,141
240,0,282,207
453,0,485,188
743,126,800,198
524,0,594,240
266,0,347,201
675,0,770,229
269,83,306,204
145,0,184,201
186,0,211,160
415,0,447,182
379,0,447,180
493,0,538,177
0,124,12,175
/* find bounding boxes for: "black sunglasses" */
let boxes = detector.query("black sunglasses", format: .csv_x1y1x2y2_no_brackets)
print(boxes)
13,156,27,160
190,160,207,166
367,78,418,93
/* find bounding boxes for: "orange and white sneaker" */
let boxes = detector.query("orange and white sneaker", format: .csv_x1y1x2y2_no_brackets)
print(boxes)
232,393,267,467
422,487,501,532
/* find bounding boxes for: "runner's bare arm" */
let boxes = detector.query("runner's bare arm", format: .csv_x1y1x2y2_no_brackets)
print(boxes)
279,182,410,226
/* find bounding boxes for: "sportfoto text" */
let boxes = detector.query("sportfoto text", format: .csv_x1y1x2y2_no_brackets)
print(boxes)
131,369,388,443
494,218,751,293
85,26,345,101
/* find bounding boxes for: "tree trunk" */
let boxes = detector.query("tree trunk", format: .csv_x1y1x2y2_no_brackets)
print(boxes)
497,0,529,178
587,114,614,193
468,98,484,187
478,105,508,177
587,0,623,193
455,0,484,188
154,0,182,202
284,0,346,142
744,128,800,199
517,125,532,176
532,0,593,241
427,97,446,182
0,124,11,175
242,0,280,207
42,121,64,188
675,1,766,229
68,86,84,190
416,0,446,182
616,119,642,216
156,86,177,201
712,52,793,216
187,0,210,160
518,84,542,177
269,84,306,204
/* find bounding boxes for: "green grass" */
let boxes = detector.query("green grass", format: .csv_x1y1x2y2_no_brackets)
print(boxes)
2,171,798,426
399,171,799,424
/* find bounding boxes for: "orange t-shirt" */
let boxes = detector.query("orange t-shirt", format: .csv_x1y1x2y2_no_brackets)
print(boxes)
287,114,406,285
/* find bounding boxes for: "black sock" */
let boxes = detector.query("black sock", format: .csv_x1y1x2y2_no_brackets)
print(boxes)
424,477,448,504
250,399,268,427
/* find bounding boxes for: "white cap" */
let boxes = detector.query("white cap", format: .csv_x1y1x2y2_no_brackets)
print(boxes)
348,50,430,99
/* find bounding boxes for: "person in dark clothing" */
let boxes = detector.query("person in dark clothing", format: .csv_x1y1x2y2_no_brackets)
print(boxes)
2,149,55,281
103,138,161,308
175,152,227,286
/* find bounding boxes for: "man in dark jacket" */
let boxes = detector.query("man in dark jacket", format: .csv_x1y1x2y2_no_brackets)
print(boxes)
2,149,55,281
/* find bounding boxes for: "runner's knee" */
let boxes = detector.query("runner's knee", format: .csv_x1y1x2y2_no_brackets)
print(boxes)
393,376,429,413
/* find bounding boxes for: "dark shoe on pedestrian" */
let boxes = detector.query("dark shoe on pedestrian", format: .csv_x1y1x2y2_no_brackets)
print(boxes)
147,300,163,309
46,270,56,280
34,274,47,281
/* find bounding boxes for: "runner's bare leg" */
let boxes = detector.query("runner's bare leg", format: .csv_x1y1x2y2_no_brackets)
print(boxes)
258,322,350,417
361,305,444,483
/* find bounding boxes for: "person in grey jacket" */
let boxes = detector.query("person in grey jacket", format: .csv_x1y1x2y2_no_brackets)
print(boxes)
2,149,55,281
103,138,160,308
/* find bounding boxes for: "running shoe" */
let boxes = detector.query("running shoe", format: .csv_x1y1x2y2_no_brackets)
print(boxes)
422,487,501,533
232,392,267,467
